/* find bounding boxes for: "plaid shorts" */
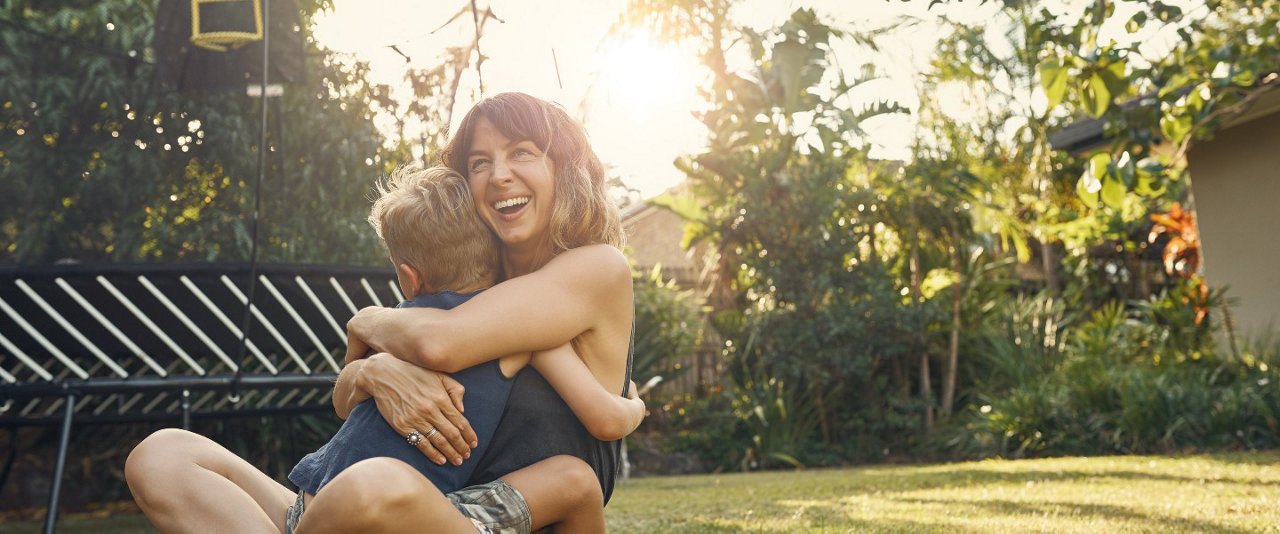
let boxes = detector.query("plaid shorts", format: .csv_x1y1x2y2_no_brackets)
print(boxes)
284,480,530,534
284,490,305,534
446,479,533,534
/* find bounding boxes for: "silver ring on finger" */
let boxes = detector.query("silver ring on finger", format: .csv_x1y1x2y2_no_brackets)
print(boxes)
406,430,424,446
423,427,439,440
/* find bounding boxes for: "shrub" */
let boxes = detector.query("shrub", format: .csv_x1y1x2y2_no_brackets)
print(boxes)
953,283,1280,458
631,265,701,394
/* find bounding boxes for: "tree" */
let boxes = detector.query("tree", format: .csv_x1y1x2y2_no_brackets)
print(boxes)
626,4,938,462
0,0,419,264
1039,0,1280,203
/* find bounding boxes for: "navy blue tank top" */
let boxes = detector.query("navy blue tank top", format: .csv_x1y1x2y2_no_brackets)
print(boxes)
288,290,514,495
466,321,633,504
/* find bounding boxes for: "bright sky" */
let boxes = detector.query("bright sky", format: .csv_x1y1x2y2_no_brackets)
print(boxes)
312,0,1186,200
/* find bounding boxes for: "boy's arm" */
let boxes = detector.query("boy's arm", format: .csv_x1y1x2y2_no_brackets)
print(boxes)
532,344,644,441
333,358,372,420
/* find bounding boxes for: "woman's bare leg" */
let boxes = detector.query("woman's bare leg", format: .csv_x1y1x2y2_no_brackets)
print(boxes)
296,457,477,533
125,428,295,533
501,455,605,533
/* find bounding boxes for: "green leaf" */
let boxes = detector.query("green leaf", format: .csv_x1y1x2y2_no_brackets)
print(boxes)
1153,1,1183,22
1160,73,1193,98
1232,68,1257,87
1186,83,1210,113
1080,73,1112,117
1037,57,1070,109
1101,175,1126,209
1077,175,1099,206
1089,152,1111,180
920,268,961,300
1133,157,1168,197
1099,60,1129,99
1134,173,1166,197
772,38,820,113
1126,11,1148,33
1077,152,1110,207
1077,168,1101,207
1160,112,1193,145
1115,151,1135,187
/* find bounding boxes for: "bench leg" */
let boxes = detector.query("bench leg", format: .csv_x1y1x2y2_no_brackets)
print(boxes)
43,392,74,534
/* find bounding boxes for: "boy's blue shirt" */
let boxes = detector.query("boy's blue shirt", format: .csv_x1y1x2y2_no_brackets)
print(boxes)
288,289,515,495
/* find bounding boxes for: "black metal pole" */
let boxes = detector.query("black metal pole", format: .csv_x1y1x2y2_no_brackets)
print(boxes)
42,392,75,534
231,0,270,403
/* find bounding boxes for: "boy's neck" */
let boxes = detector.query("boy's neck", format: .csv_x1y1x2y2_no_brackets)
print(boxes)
409,280,491,300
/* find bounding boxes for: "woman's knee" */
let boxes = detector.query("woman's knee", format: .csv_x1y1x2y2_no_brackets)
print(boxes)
126,428,208,505
302,458,469,533
544,455,603,506
126,429,197,483
320,457,427,516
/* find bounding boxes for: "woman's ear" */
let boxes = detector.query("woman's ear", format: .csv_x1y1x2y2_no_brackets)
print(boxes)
395,262,426,299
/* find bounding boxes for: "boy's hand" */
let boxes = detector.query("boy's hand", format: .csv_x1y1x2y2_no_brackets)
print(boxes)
617,380,646,438
345,306,386,365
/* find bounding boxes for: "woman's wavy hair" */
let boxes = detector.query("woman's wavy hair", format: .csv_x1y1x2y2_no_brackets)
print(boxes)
441,92,624,254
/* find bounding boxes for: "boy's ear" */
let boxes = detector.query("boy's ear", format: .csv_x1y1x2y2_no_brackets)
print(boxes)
395,262,427,298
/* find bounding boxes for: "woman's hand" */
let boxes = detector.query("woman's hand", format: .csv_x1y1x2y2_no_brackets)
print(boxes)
357,353,479,465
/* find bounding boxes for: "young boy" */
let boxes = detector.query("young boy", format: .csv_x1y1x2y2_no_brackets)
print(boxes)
285,165,643,532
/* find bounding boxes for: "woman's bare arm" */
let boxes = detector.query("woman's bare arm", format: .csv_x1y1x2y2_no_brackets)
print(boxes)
346,245,631,372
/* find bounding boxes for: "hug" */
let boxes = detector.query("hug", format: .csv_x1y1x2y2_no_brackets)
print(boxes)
125,92,641,533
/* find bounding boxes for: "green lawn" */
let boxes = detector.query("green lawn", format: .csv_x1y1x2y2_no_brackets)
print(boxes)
2,453,1277,533
605,452,1280,533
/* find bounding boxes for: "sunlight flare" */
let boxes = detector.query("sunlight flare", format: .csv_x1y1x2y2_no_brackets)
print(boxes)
599,30,699,119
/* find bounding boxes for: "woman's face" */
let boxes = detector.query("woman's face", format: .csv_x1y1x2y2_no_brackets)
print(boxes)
465,117,557,252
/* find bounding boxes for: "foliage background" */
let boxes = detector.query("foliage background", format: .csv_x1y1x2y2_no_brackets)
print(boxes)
620,0,1280,472
0,0,400,265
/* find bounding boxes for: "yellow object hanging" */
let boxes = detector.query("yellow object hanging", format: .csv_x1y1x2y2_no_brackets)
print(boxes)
190,0,263,52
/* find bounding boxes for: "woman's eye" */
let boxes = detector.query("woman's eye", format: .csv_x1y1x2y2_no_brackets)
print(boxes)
513,148,536,159
470,159,491,172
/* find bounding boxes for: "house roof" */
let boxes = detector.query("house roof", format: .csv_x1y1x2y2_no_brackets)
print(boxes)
1049,77,1280,154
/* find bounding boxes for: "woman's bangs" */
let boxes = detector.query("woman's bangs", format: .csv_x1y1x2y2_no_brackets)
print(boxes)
478,99,552,151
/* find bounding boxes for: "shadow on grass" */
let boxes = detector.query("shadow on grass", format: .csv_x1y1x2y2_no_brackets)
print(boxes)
663,515,949,533
1199,450,1280,466
841,466,1279,494
609,460,1277,532
0,514,154,534
893,496,1251,534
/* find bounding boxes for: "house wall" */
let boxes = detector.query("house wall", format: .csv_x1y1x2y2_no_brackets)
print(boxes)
1187,115,1280,339
623,203,724,397
623,206,702,286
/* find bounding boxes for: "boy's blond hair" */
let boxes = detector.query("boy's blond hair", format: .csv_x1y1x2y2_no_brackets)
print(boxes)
368,164,499,292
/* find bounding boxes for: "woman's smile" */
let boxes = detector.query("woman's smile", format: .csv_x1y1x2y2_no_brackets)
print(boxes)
490,195,532,223
493,196,530,214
